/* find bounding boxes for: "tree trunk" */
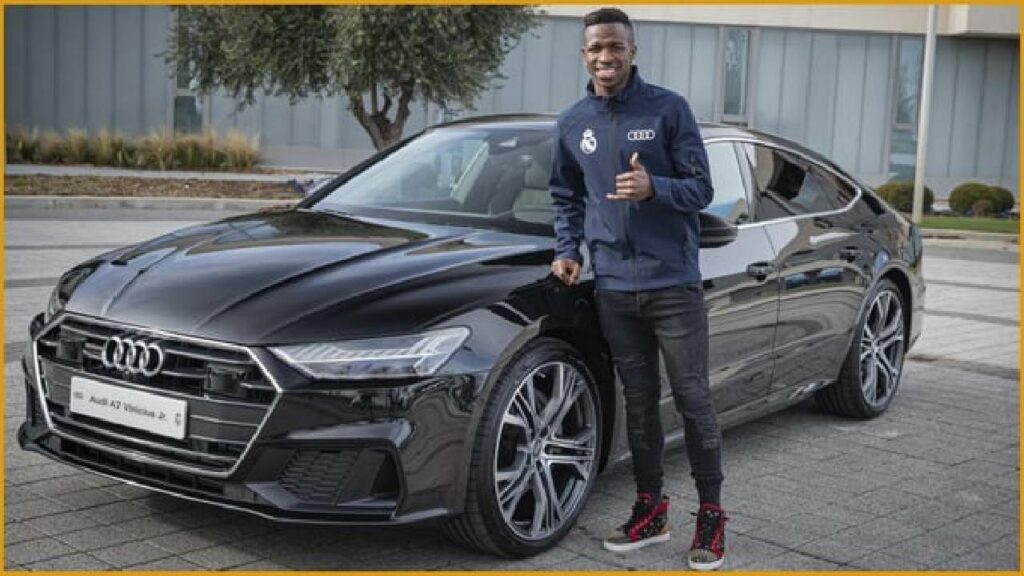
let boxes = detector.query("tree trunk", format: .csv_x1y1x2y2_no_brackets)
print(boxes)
348,82,416,151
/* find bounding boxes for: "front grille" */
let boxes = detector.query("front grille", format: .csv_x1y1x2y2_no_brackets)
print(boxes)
34,315,277,474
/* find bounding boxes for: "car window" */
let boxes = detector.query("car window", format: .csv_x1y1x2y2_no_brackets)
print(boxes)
742,144,856,221
315,128,554,224
705,143,751,225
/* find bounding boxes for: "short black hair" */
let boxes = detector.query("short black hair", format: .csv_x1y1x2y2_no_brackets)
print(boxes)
583,8,634,40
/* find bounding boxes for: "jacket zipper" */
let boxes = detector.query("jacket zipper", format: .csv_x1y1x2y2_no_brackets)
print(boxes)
609,104,632,293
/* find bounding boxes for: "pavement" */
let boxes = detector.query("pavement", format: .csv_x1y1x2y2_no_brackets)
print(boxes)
3,201,1019,571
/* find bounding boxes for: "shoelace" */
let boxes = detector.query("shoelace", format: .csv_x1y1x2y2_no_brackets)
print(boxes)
622,497,655,533
691,508,727,549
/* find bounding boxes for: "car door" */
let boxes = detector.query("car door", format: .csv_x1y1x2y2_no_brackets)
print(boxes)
659,142,780,431
739,143,871,403
607,140,782,461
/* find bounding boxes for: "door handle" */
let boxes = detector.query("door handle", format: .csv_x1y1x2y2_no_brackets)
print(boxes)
838,247,864,262
746,262,775,279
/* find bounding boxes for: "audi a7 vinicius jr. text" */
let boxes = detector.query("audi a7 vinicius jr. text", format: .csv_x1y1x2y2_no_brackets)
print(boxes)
20,115,924,557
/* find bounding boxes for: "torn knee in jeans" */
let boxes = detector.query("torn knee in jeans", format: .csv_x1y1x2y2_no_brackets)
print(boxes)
614,353,647,371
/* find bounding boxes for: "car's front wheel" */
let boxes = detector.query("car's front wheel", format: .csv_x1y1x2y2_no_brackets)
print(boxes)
445,338,602,557
817,278,907,418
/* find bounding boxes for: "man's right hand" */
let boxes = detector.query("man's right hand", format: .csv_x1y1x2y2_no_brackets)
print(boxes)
551,258,581,286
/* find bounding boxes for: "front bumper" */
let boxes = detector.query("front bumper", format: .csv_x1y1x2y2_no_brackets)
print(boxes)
19,313,488,524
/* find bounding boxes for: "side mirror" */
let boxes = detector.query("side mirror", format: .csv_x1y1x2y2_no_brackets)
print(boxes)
699,211,738,248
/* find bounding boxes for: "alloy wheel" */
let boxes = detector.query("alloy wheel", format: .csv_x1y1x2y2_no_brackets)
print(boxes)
859,289,905,409
492,360,597,541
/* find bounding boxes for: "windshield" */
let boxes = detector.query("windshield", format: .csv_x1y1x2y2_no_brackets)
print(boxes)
313,127,556,226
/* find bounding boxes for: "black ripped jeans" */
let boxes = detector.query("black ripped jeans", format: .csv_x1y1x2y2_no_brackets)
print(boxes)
595,283,724,504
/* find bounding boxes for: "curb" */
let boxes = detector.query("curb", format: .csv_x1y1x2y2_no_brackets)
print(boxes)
4,195,293,211
920,228,1019,243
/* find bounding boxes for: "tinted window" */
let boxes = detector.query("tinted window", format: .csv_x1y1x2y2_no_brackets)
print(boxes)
705,143,750,224
743,144,856,221
315,128,554,224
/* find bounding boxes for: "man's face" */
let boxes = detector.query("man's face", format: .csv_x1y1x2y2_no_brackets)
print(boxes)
582,22,636,96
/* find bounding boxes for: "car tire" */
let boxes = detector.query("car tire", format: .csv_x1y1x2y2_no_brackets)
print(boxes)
816,278,907,418
444,337,602,557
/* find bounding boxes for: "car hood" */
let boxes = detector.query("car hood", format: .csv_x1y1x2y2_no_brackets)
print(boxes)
63,209,551,344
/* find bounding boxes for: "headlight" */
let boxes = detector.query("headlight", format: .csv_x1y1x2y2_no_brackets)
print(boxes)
269,326,470,380
44,264,98,322
45,285,63,322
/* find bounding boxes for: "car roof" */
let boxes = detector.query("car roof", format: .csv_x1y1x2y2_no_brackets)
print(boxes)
435,113,845,176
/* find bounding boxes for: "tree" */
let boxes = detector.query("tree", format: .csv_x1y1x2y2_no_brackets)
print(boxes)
170,6,538,150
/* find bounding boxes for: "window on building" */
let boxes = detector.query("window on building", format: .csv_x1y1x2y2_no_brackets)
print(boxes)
888,37,924,181
173,61,204,133
721,28,751,125
705,142,751,224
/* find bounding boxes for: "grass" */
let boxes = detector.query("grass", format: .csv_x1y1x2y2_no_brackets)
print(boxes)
920,215,1019,235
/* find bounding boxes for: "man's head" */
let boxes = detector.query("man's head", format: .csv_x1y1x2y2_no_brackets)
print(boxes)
582,8,636,97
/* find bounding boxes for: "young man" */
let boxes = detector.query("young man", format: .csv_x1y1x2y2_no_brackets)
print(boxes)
549,8,727,571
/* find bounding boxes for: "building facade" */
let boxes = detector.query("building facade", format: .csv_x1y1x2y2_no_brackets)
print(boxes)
5,5,1019,200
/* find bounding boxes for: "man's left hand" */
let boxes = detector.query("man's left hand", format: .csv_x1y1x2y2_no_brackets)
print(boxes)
608,152,653,202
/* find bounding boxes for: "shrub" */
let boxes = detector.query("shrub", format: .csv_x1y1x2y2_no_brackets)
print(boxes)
222,130,261,169
36,131,68,163
949,182,994,215
94,130,126,166
971,199,994,217
136,131,177,170
990,186,1016,213
6,127,39,163
64,129,94,164
874,181,934,213
5,128,263,171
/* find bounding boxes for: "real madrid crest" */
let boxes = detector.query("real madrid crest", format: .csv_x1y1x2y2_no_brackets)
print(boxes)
580,128,597,155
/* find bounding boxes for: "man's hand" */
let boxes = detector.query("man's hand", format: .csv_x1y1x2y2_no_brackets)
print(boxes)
607,152,653,202
551,258,581,286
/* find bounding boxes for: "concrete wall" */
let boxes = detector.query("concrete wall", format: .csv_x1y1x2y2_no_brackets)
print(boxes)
4,6,1019,198
543,5,1020,38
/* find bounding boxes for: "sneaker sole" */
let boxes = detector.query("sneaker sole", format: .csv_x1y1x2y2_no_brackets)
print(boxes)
602,532,671,553
687,556,724,571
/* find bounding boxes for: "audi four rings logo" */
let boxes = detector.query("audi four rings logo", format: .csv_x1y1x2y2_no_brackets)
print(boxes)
102,335,165,377
627,129,656,141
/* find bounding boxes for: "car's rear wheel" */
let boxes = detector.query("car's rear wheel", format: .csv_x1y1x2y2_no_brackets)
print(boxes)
444,338,601,557
816,278,906,418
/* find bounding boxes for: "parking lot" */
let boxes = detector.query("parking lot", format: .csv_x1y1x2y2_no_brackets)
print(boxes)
4,204,1019,571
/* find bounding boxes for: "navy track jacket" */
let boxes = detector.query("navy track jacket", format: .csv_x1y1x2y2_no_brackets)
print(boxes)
550,68,714,292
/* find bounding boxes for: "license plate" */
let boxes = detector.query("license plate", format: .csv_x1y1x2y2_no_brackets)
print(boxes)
70,376,188,440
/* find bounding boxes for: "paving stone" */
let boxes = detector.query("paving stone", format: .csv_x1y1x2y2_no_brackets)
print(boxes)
90,541,175,568
112,515,189,539
847,550,930,570
125,556,204,570
79,501,152,524
149,530,220,554
716,533,788,568
180,544,259,569
56,525,137,551
24,552,112,571
5,521,46,545
50,486,124,509
22,511,104,536
6,536,78,565
5,498,71,522
795,536,872,564
756,550,842,570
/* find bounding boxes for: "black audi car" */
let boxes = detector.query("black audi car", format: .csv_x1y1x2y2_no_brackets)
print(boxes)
20,115,924,557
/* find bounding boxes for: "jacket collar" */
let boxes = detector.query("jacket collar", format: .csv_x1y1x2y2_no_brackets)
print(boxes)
586,65,644,106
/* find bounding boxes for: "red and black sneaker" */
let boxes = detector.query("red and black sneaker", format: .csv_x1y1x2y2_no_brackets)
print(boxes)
602,493,671,552
687,503,728,570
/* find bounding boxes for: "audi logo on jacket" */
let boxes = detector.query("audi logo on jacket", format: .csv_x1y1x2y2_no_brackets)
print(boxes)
550,67,714,292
